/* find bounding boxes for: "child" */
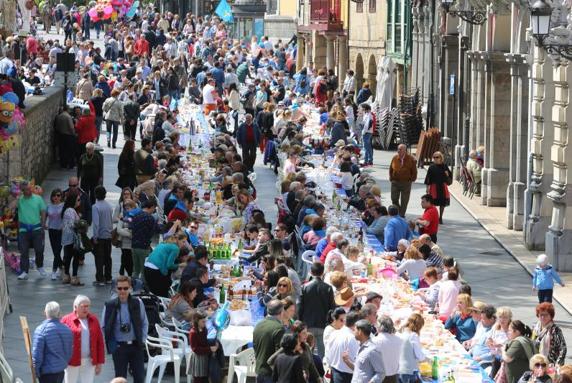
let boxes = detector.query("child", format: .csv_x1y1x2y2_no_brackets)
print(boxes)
533,253,565,303
306,332,325,379
189,310,217,383
338,161,354,197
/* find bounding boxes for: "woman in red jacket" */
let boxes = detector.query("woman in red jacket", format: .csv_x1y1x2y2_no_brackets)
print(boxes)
61,295,105,383
189,310,217,383
74,103,97,160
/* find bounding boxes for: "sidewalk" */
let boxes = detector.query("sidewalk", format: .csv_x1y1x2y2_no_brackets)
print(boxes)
448,181,572,314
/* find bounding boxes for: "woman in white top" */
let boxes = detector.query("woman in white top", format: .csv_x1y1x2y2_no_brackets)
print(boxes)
396,246,427,281
323,307,346,363
398,313,428,382
61,191,82,286
437,269,460,320
487,306,512,377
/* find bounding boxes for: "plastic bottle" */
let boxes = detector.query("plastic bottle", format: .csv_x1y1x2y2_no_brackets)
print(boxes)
431,356,439,380
367,257,373,277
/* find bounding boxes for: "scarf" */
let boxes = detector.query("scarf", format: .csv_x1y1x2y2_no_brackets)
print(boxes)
535,321,553,358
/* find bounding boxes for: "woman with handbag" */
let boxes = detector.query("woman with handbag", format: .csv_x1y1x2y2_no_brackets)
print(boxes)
102,88,124,148
61,190,83,286
424,151,452,224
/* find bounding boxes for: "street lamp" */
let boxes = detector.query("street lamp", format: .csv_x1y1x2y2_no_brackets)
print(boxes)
440,0,487,25
529,0,572,59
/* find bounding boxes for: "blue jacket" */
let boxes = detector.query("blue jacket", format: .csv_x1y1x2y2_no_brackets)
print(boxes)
146,242,180,276
95,81,111,98
315,237,329,260
33,319,73,376
236,122,261,147
533,264,563,290
445,313,476,342
383,216,411,251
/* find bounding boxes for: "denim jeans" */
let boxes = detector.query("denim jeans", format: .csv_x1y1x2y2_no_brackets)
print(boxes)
94,239,112,282
18,229,44,272
399,373,419,383
112,343,145,383
363,133,373,164
48,229,63,272
106,120,119,146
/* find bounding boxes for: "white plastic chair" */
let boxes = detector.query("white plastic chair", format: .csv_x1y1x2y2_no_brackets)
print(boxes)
155,324,191,383
226,348,256,383
0,351,23,383
144,335,181,383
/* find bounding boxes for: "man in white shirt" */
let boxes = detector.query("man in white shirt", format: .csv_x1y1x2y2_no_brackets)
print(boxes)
202,78,217,115
325,311,360,383
374,316,403,383
342,69,356,98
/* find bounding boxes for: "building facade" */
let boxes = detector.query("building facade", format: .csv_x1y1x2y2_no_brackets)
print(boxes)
296,0,349,82
348,0,386,96
408,0,572,270
264,0,298,41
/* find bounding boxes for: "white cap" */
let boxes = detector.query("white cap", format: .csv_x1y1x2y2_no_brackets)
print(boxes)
537,254,548,265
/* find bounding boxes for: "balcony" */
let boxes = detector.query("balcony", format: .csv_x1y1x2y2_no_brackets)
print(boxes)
308,0,343,32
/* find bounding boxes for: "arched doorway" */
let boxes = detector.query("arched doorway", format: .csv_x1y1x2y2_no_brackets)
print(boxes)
368,54,377,98
355,53,364,94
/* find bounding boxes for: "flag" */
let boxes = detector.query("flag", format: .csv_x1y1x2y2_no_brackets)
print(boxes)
215,0,234,23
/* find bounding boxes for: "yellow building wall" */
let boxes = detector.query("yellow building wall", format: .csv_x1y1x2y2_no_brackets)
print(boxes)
341,0,348,28
279,0,298,18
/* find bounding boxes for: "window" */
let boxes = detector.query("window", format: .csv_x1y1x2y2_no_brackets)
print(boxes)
386,0,408,55
357,1,363,12
369,0,376,12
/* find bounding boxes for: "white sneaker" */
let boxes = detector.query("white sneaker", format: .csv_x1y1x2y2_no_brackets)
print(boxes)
38,267,47,277
51,272,58,280
17,271,28,280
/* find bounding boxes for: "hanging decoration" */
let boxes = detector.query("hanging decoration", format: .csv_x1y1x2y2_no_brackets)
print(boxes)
88,0,136,21
0,87,26,154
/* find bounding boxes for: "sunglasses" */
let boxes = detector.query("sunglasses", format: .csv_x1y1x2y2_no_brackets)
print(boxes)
278,284,288,287
117,287,129,291
69,184,78,187
534,363,547,368
190,226,198,229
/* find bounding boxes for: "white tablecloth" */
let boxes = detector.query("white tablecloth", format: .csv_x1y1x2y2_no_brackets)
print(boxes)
220,325,253,356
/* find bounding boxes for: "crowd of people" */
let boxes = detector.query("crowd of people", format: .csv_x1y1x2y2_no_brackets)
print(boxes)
8,4,570,383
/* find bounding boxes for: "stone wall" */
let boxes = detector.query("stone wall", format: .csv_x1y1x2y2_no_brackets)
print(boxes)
0,86,64,184
264,15,297,42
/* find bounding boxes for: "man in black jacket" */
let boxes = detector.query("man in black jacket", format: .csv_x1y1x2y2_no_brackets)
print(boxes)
101,275,148,382
297,262,335,358
123,98,140,140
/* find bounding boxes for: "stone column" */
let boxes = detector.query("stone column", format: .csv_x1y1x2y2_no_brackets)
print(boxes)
412,6,421,89
454,36,469,179
524,46,554,250
296,36,305,72
505,53,528,229
304,34,312,67
546,61,572,270
480,52,511,206
325,35,335,71
338,36,348,91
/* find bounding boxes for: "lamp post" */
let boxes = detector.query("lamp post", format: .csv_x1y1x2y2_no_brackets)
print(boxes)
529,0,572,59
441,0,487,25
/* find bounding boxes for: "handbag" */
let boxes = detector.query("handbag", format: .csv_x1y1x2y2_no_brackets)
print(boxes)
494,361,508,383
111,227,121,248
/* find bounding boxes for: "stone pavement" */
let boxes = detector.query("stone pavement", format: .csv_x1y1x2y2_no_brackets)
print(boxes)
3,25,572,379
447,181,572,315
365,149,572,364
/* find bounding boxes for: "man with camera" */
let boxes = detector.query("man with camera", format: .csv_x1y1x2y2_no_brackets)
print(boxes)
101,276,148,383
